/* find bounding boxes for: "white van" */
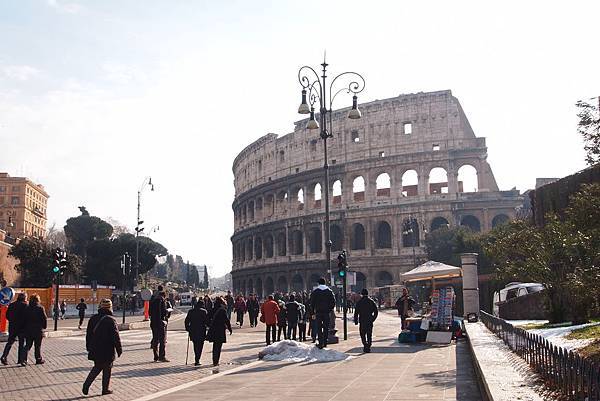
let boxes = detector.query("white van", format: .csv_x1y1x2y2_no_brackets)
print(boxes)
179,292,194,306
492,282,544,317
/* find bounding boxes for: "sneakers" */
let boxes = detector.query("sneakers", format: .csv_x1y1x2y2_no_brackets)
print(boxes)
194,361,200,366
0,356,7,365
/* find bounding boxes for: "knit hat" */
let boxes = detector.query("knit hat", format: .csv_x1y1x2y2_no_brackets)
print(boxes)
99,298,113,311
361,288,369,296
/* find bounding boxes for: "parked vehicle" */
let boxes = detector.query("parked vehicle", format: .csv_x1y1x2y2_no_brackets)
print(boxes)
493,282,545,317
179,292,194,306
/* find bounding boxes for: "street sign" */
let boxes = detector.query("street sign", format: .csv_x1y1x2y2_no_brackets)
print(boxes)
140,288,152,301
0,287,14,306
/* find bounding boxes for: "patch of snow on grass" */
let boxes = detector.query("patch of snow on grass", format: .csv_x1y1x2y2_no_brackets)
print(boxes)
529,322,600,351
258,340,351,362
507,320,548,327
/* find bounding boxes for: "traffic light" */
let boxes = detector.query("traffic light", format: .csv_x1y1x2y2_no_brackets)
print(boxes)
337,250,348,278
53,248,68,275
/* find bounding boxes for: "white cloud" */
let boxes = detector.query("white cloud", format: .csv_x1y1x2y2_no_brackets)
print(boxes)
0,65,40,81
46,0,83,14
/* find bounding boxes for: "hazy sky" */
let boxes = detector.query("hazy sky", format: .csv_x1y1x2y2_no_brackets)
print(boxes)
1,1,597,277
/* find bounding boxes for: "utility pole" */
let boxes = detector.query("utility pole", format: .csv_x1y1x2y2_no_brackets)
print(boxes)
121,253,130,325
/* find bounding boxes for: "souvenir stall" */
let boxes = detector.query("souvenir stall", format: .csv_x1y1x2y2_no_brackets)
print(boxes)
398,261,462,344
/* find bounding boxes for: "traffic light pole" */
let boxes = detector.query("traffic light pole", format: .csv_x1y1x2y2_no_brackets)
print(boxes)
342,270,347,340
53,271,60,331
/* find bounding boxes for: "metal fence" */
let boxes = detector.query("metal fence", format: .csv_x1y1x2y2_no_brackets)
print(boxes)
480,311,600,401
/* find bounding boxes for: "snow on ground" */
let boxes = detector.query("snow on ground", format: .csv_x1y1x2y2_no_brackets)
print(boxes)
258,340,352,363
528,322,599,351
507,320,549,327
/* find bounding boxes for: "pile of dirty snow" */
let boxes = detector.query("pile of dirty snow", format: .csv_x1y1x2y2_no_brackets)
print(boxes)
258,340,351,362
529,322,599,351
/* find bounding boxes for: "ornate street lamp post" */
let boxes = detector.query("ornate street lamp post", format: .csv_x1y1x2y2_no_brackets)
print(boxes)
135,177,154,296
297,57,365,341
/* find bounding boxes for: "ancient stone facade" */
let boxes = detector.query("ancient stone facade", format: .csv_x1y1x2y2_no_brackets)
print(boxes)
231,90,522,297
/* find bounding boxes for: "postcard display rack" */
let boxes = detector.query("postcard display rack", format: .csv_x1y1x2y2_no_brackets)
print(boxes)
426,286,455,343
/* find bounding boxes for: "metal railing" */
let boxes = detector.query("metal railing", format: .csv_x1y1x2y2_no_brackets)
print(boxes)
480,311,600,401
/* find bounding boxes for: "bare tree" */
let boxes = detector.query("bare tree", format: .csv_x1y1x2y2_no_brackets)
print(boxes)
46,223,67,249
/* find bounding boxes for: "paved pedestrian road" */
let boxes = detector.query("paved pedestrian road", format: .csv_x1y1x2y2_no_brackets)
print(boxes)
0,310,481,401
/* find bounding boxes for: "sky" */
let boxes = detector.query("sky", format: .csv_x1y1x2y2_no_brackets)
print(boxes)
0,0,598,277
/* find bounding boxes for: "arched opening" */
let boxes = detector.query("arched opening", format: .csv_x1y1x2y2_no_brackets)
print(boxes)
332,180,342,204
460,215,481,232
255,278,263,298
242,205,247,223
313,183,322,208
245,238,253,260
430,216,450,231
308,227,322,254
291,274,304,292
375,271,394,286
255,198,263,219
241,280,246,296
265,234,274,258
353,176,365,201
276,276,288,293
458,165,478,193
247,279,253,295
254,236,263,259
265,194,275,217
276,190,288,213
308,274,321,290
402,218,420,247
351,272,367,293
375,221,392,248
296,188,304,210
240,241,246,261
351,223,366,250
401,170,418,196
429,167,448,194
265,277,274,296
331,224,343,252
376,173,391,197
291,230,303,255
248,201,255,221
276,232,287,256
492,214,510,228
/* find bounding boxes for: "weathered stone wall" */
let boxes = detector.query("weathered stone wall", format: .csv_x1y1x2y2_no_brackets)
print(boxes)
0,230,19,285
231,90,523,297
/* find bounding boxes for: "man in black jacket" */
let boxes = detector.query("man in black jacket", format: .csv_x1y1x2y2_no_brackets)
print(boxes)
309,278,336,349
1,292,28,365
354,288,379,353
83,299,122,396
185,299,208,366
23,294,47,365
247,294,260,328
149,291,169,362
285,294,300,340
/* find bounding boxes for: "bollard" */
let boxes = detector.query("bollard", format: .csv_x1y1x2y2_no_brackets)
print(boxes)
144,300,149,321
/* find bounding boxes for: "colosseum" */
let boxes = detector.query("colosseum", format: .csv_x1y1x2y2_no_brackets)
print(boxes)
231,89,522,297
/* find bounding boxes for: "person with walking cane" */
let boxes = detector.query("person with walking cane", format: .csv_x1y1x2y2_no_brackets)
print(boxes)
185,299,208,366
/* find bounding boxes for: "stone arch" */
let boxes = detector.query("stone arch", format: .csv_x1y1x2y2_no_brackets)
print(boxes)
331,224,343,252
295,187,305,210
247,278,253,295
276,276,288,293
265,234,274,258
291,229,303,255
276,232,287,256
241,280,246,296
265,276,275,296
429,167,448,194
401,169,418,196
332,180,342,204
248,200,255,221
308,227,322,254
254,236,263,259
376,173,391,197
255,278,263,298
430,216,450,231
458,164,478,193
461,215,481,232
265,194,275,217
245,238,253,260
291,274,304,292
402,218,420,247
492,214,510,228
351,223,366,250
375,270,394,286
353,176,365,201
308,274,321,290
313,183,322,208
375,220,392,248
255,197,263,219
352,271,367,293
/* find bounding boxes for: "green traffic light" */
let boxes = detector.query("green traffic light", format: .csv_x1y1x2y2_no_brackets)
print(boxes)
53,266,59,273
338,269,346,277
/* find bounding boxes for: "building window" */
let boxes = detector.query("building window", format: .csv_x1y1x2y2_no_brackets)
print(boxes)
351,130,360,143
0,196,4,205
279,150,285,163
379,151,385,157
12,186,19,192
11,196,19,205
0,186,5,192
403,122,412,135
310,139,318,152
432,144,440,151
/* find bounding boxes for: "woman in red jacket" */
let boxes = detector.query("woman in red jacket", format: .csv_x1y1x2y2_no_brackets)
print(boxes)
233,296,247,327
260,295,280,345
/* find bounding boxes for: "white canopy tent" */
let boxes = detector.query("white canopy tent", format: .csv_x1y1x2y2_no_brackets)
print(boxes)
401,260,462,284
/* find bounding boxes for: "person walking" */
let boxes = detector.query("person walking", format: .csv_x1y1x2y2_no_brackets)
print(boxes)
310,278,336,349
82,299,122,396
206,297,232,367
233,295,247,327
204,295,214,323
247,294,260,328
395,288,415,330
185,299,208,366
354,289,379,353
149,291,169,362
1,292,28,366
260,295,279,345
285,294,300,340
276,302,287,341
23,294,47,365
76,298,87,330
297,302,307,342
60,299,67,319
224,291,234,321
